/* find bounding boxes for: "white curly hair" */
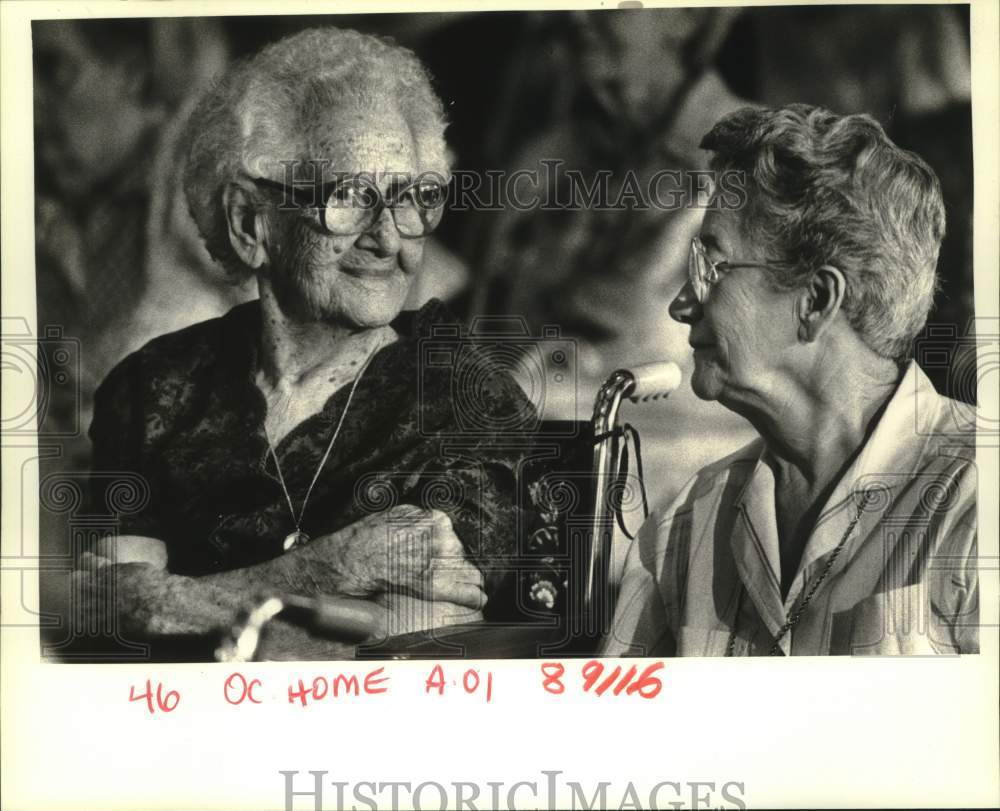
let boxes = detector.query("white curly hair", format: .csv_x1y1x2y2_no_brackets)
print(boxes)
702,104,946,360
183,27,450,278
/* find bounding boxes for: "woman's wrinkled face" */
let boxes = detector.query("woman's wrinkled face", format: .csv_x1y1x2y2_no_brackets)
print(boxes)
668,206,799,409
265,105,428,329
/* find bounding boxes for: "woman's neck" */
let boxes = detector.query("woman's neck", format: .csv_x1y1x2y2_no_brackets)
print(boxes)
255,285,396,389
745,352,903,491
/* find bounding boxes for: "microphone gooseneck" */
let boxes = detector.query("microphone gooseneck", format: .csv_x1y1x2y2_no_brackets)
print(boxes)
585,362,682,630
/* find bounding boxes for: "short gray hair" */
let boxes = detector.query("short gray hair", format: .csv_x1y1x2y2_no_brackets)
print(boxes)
701,104,945,360
184,27,450,279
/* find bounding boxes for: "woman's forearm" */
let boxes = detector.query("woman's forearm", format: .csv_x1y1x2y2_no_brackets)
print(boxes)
77,558,245,637
83,505,478,643
197,526,356,597
87,532,344,634
103,536,354,637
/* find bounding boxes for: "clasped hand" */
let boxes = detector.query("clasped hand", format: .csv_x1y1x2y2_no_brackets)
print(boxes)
311,505,486,611
70,505,486,652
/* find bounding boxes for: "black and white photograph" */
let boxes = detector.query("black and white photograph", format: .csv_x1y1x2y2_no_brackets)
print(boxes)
2,1,998,809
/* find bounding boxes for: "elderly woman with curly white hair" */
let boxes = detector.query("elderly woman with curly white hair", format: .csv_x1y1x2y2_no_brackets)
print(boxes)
76,28,534,659
604,104,979,657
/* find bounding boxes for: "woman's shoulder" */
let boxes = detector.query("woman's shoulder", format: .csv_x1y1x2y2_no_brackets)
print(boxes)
134,300,256,363
92,301,259,434
647,437,765,530
100,302,258,388
698,437,766,479
683,437,765,501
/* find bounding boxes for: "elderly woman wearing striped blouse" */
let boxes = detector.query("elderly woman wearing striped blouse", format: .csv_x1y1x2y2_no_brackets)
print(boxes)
604,104,978,656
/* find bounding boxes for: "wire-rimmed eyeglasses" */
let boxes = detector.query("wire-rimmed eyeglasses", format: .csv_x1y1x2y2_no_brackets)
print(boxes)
688,236,781,302
251,173,448,238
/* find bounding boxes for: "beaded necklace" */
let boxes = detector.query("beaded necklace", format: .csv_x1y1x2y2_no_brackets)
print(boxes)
726,494,868,656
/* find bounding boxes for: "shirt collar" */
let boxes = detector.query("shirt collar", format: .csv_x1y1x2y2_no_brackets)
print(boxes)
730,361,945,621
799,361,939,568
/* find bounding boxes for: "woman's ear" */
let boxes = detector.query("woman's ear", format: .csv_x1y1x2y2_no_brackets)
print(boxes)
223,182,270,270
796,264,847,343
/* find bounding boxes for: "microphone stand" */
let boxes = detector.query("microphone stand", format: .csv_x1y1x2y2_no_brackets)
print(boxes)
584,362,681,635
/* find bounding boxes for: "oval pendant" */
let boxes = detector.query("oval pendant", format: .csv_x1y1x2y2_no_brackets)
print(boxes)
282,530,309,551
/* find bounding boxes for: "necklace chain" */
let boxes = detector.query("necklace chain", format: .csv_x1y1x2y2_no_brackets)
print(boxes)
264,341,381,550
726,493,868,656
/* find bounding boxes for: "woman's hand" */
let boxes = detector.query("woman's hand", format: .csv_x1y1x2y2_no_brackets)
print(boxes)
311,505,487,610
70,507,489,650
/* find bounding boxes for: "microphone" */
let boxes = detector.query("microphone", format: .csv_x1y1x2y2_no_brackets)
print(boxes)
585,361,683,625
625,361,683,403
216,594,383,662
280,594,383,640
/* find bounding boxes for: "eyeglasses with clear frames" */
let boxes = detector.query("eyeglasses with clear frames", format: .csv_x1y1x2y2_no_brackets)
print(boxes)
687,236,781,303
251,173,448,238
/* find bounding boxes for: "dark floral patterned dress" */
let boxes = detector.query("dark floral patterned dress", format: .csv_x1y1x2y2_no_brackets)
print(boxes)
88,298,536,607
